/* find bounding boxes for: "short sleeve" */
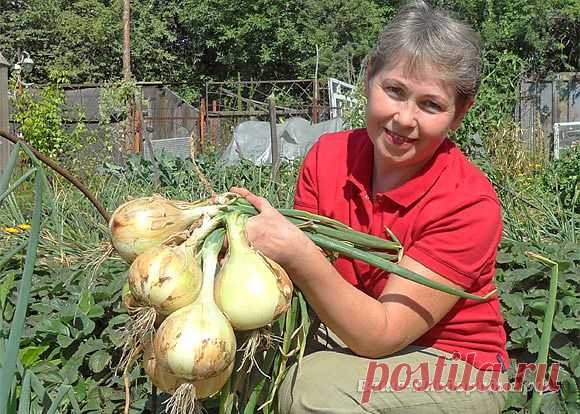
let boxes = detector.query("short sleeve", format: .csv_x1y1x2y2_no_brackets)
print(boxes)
293,141,320,214
405,196,502,290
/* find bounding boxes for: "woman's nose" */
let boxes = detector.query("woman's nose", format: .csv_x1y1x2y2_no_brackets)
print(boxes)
393,102,417,128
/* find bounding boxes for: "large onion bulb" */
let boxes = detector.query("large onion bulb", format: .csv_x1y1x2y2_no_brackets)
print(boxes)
128,246,201,315
214,211,293,330
110,195,227,262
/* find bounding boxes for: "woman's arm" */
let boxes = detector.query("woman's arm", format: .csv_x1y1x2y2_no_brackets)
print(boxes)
231,187,462,358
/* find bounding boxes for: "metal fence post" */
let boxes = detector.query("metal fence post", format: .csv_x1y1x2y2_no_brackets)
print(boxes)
269,94,280,180
0,52,11,174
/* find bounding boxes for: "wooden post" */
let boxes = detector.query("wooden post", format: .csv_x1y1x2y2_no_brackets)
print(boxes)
211,100,218,146
122,0,135,155
312,79,319,124
0,52,10,173
199,97,206,153
133,92,142,154
269,95,280,180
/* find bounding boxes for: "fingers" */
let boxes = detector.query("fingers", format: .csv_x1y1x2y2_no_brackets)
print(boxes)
230,187,251,197
230,187,272,213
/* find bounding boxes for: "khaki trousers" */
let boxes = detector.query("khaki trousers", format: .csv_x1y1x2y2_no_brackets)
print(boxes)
277,321,508,414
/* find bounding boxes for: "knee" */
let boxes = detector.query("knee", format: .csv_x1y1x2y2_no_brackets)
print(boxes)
277,351,353,414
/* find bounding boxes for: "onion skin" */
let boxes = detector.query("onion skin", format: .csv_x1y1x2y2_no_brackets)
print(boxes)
193,362,234,399
128,246,202,315
215,212,293,330
121,281,141,311
143,339,187,394
143,339,233,398
110,195,219,263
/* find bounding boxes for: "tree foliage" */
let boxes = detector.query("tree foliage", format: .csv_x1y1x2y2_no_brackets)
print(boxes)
3,0,575,88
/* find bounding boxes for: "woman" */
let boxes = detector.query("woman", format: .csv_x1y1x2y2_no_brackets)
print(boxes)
232,1,509,412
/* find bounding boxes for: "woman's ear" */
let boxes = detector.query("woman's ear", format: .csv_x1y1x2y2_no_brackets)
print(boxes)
450,98,474,130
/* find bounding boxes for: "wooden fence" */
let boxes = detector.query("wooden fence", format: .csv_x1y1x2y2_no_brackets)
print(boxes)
517,72,580,156
0,53,11,173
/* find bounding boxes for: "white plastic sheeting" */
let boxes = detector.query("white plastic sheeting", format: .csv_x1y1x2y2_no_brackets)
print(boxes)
220,117,345,166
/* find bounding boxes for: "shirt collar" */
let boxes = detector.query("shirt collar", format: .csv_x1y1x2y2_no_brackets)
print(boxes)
346,130,454,209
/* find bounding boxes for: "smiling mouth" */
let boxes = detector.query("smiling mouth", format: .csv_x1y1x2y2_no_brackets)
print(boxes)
384,128,417,145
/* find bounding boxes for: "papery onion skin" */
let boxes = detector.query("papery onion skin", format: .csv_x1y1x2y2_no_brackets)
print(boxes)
143,339,187,394
121,281,141,311
153,301,237,381
143,340,234,398
193,361,234,399
215,212,293,330
128,246,202,315
110,195,219,262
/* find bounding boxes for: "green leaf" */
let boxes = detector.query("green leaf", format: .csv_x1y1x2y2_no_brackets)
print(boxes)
528,300,548,313
510,324,535,344
56,334,74,349
17,370,31,414
60,357,81,385
106,314,130,327
561,376,579,404
0,271,16,312
46,384,71,414
38,319,70,337
570,353,580,377
550,334,575,359
510,267,543,282
78,290,94,314
505,314,530,329
527,332,541,354
19,346,50,368
108,330,126,348
503,294,524,313
0,241,27,272
496,252,514,264
79,314,96,336
86,304,105,319
88,350,111,374
538,391,564,413
553,316,580,334
0,143,22,194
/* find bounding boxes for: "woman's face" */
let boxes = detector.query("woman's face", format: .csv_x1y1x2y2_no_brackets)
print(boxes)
365,60,471,171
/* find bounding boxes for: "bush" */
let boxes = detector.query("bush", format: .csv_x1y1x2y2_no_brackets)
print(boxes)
11,70,95,161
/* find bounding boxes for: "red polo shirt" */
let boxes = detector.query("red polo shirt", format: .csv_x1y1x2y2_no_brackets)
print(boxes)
294,128,509,371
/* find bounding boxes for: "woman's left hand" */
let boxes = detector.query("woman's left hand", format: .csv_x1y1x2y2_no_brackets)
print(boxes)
229,187,315,270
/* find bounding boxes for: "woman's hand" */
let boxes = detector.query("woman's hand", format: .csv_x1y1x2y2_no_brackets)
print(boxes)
229,187,315,271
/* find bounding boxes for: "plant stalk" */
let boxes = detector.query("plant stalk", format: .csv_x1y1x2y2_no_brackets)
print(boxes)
0,128,110,222
526,252,559,414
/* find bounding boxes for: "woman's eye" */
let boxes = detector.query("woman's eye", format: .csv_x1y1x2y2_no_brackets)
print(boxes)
423,101,442,112
385,87,403,98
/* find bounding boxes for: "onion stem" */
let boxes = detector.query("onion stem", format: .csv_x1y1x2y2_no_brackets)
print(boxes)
308,233,495,301
226,203,401,251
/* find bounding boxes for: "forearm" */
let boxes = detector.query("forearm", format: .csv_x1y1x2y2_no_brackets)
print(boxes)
284,243,401,357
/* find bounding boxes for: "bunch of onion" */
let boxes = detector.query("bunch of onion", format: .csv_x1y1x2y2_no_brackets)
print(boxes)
118,214,223,375
151,228,237,414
